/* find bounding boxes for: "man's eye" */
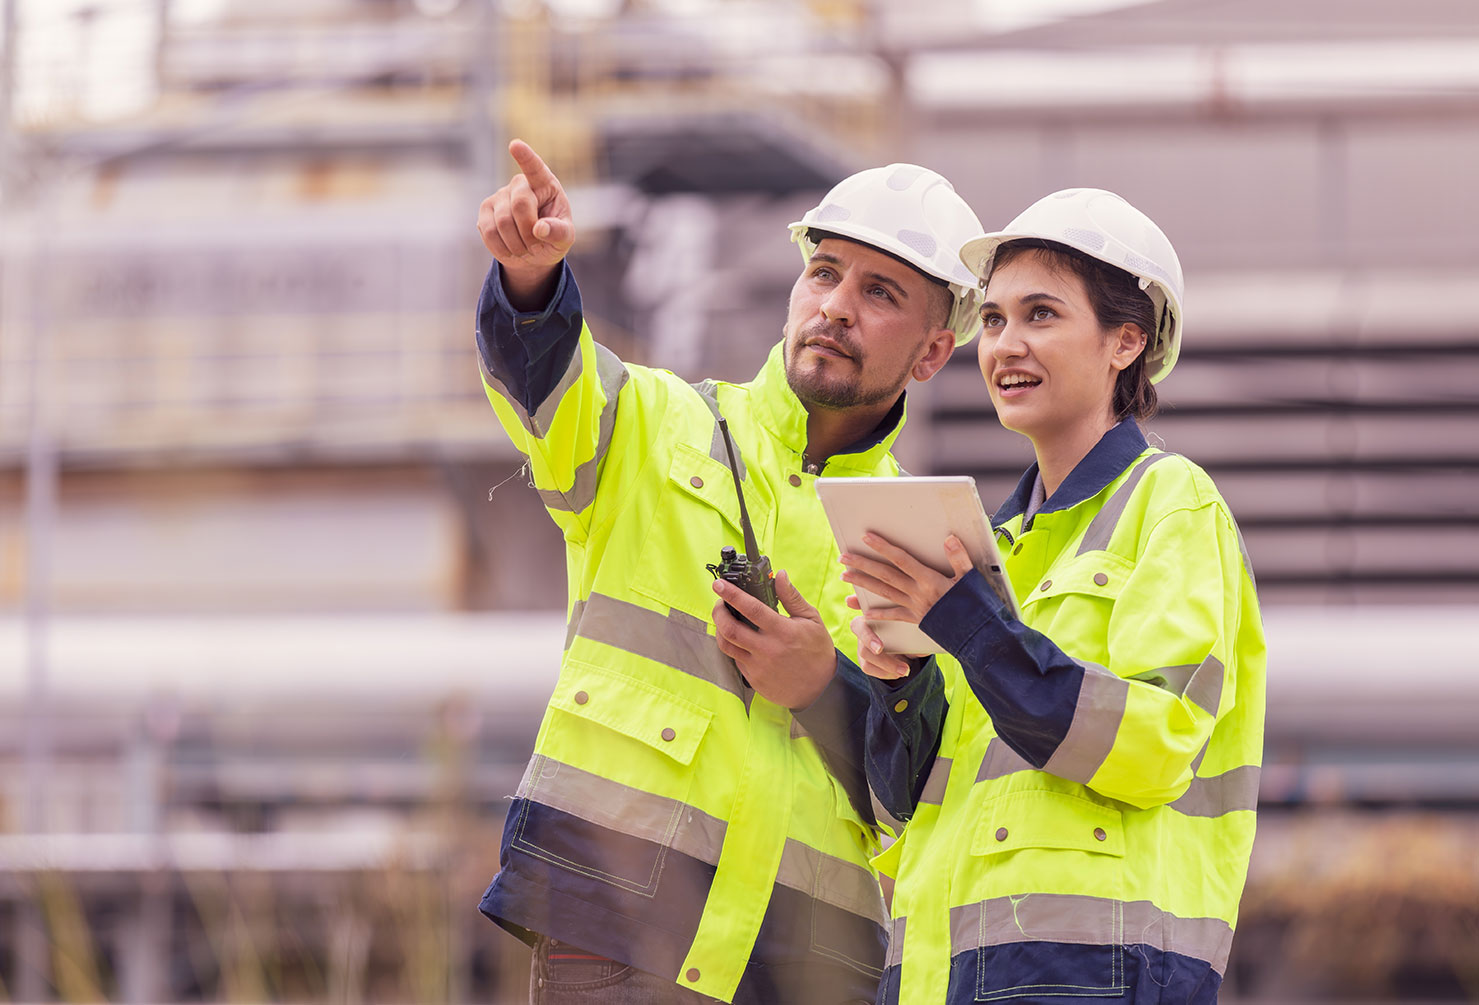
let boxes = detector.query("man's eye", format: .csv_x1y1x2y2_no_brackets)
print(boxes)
868,286,895,302
812,266,836,281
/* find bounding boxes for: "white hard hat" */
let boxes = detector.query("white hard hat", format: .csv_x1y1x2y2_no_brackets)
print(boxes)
789,164,985,345
959,188,1185,383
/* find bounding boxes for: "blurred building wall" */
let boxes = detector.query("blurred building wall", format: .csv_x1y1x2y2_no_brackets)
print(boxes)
2,0,1478,1001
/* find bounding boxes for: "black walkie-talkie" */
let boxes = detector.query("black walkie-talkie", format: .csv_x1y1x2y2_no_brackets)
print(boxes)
705,418,778,632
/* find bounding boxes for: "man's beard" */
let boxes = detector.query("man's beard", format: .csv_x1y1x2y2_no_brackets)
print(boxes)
784,322,910,410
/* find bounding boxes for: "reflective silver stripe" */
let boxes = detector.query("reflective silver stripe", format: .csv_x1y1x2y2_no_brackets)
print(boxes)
535,344,629,515
1169,764,1261,817
1128,654,1224,716
777,837,887,928
692,379,747,481
1040,662,1128,785
949,894,1234,975
1182,654,1225,716
518,754,727,865
870,787,904,836
519,763,885,927
479,353,540,438
885,915,907,969
564,600,585,650
918,756,953,805
1075,452,1176,556
571,593,744,698
1234,521,1257,592
977,737,1034,782
477,334,592,439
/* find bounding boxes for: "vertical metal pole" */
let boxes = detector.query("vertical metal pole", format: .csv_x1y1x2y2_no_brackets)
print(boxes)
466,0,503,200
17,178,58,1003
0,0,16,197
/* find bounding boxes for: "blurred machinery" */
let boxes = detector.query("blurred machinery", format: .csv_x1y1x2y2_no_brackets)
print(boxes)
1,0,1478,1001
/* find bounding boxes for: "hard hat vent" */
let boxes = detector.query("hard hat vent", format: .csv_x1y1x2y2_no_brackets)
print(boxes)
1063,227,1106,252
887,165,927,190
813,202,851,224
1123,250,1174,286
896,229,938,258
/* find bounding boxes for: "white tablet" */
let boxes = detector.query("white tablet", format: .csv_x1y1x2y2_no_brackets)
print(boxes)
815,475,1019,655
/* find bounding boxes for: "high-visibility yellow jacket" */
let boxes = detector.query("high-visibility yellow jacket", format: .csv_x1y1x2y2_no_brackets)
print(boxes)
866,420,1266,1005
474,263,897,1004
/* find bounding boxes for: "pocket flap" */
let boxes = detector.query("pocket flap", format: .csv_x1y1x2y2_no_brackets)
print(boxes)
970,789,1125,858
1023,553,1134,607
666,442,771,539
551,660,713,766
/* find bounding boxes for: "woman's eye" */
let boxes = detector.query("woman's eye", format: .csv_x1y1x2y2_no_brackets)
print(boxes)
982,312,1004,327
1032,306,1055,321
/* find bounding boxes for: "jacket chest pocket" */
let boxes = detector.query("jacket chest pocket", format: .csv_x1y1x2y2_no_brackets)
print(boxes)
630,443,774,623
954,789,1130,1001
1018,553,1133,647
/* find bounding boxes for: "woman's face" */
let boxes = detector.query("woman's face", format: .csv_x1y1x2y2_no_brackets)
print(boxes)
976,249,1136,445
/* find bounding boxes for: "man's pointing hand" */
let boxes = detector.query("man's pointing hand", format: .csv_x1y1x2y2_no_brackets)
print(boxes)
477,139,576,310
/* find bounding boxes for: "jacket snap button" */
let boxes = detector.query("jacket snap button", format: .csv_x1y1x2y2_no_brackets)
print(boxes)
789,474,802,487
1012,543,1023,555
574,690,589,705
1094,827,1107,841
686,968,701,982
893,699,909,713
1039,580,1052,592
995,827,1008,842
1093,573,1109,586
661,727,676,742
690,475,704,489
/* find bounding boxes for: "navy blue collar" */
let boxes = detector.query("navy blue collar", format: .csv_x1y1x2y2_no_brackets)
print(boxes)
992,419,1150,528
834,391,907,459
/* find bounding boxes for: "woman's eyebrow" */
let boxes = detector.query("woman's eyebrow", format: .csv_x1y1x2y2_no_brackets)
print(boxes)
981,292,1067,311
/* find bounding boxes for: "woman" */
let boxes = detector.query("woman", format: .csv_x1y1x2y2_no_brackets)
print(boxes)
839,189,1265,1005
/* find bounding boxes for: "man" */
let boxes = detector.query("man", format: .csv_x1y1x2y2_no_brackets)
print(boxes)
474,140,983,1004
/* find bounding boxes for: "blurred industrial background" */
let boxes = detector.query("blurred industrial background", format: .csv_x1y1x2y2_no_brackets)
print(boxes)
1,0,1478,1001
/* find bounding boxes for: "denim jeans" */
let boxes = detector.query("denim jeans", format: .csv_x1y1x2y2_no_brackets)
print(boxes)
529,936,724,1004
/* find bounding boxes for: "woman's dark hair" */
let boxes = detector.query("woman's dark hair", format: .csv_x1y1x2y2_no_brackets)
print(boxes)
989,238,1159,421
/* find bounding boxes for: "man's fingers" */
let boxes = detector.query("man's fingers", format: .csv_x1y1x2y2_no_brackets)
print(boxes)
774,571,819,621
534,216,574,248
715,631,751,662
509,139,559,196
712,579,777,625
508,175,541,244
492,190,530,258
712,598,758,649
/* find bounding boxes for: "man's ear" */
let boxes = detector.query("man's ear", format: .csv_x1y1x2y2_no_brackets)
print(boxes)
1110,323,1148,372
911,329,957,383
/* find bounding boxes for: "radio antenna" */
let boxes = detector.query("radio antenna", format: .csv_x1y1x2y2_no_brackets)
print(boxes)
717,418,762,562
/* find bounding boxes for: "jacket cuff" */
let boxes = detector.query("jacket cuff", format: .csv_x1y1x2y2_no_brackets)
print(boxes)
920,569,1006,653
792,651,868,748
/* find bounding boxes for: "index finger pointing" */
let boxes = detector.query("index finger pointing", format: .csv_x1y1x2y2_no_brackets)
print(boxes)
509,139,558,194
